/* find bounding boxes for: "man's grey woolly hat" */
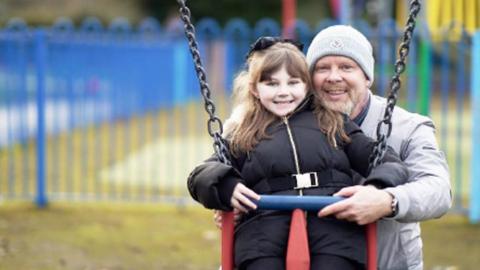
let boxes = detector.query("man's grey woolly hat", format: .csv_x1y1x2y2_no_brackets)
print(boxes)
306,25,374,83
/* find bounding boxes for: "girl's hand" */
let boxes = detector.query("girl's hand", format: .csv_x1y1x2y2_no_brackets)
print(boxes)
230,183,260,213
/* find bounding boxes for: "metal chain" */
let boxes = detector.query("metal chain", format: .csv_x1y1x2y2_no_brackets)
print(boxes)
177,0,420,170
368,0,421,173
177,0,231,165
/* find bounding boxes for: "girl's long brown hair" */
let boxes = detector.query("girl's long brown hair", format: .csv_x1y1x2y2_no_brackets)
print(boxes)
223,42,349,156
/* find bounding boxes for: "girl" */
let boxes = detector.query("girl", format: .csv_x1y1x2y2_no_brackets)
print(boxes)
187,37,408,270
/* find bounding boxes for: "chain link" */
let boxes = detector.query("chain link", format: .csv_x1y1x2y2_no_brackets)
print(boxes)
177,0,231,165
368,0,421,173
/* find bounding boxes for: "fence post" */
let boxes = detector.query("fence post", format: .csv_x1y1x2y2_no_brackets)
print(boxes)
418,38,432,116
35,29,48,207
174,41,187,104
339,0,352,25
470,31,480,223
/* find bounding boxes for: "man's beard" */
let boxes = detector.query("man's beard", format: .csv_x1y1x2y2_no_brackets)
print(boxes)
318,86,357,115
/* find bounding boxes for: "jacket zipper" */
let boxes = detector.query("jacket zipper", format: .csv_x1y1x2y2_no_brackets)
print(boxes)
282,116,303,197
282,98,311,219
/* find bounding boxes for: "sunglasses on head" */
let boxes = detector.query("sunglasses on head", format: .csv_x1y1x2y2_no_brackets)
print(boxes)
246,36,304,59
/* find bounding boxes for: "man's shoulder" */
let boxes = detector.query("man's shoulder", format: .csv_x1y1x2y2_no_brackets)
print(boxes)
369,94,434,129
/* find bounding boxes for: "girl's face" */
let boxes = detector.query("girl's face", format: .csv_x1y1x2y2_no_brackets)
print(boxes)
254,65,307,117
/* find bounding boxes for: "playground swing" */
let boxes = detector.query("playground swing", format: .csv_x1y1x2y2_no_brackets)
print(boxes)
176,0,421,269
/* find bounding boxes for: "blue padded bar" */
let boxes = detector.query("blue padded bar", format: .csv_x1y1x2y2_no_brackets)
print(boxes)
256,195,344,211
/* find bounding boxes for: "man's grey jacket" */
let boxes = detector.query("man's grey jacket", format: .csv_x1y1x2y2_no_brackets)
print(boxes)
362,93,452,270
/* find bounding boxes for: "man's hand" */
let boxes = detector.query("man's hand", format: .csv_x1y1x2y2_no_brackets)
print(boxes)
213,209,243,229
317,185,393,225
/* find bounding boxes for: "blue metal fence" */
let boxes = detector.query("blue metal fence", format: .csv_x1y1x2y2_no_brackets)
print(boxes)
0,17,476,220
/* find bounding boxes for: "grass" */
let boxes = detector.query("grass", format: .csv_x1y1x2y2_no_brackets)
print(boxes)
422,214,480,270
0,203,220,270
0,203,479,270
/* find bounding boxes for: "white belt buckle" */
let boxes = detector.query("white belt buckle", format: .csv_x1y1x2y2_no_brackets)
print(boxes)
293,172,319,189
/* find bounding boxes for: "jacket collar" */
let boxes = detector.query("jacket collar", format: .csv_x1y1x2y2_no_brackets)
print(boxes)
361,91,385,137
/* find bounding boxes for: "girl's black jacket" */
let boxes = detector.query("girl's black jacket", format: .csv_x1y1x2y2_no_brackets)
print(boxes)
187,97,409,266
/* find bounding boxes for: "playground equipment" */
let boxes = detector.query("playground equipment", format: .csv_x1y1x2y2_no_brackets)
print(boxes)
425,0,479,36
255,196,378,270
177,0,421,268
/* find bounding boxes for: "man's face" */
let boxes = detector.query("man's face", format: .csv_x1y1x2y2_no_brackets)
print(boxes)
311,55,370,116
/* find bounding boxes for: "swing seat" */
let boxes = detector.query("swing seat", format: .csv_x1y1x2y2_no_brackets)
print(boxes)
221,195,377,270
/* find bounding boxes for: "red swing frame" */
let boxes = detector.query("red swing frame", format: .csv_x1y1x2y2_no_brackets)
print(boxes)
221,208,377,270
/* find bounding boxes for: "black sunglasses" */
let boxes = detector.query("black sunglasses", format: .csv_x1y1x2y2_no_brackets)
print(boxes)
246,36,304,59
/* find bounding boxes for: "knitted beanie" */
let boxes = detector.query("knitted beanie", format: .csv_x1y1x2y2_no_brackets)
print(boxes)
306,25,374,83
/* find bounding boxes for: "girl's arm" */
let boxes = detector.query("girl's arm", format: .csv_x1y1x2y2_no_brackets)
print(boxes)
187,154,259,211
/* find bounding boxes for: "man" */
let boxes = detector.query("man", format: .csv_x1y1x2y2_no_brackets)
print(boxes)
306,25,451,269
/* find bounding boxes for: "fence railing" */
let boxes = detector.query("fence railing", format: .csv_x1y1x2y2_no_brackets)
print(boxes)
0,17,476,221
